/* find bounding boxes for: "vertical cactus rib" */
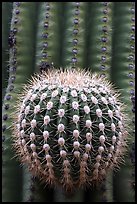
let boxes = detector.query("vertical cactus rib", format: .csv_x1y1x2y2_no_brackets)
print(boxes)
129,2,135,196
2,2,13,99
111,2,135,110
88,2,113,79
23,174,53,202
35,2,62,72
61,2,87,69
111,2,135,202
22,166,33,202
85,2,114,202
105,171,113,202
2,2,38,202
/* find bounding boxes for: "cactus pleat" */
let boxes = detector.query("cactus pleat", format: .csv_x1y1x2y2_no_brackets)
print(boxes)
13,69,128,192
22,166,32,202
111,2,135,202
85,2,114,201
62,2,86,68
88,2,112,78
2,2,13,99
35,2,61,71
2,2,38,202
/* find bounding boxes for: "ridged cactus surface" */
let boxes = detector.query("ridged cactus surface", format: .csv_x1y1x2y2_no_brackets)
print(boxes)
13,69,128,191
2,2,135,202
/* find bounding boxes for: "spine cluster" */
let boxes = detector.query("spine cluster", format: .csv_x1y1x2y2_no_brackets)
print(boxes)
13,69,128,191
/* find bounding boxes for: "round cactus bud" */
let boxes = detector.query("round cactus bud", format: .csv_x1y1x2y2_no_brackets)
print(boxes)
13,69,128,191
58,137,65,146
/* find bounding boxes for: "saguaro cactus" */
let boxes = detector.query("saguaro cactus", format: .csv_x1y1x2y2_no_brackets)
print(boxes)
2,2,135,202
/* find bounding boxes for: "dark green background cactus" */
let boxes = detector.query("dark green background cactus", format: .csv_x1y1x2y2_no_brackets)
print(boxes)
2,2,135,202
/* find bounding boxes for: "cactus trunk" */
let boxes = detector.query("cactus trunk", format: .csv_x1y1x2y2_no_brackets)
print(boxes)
2,2,135,202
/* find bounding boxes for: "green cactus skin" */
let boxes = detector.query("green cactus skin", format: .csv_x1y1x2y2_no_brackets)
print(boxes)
2,2,135,202
12,69,128,192
2,2,13,99
61,2,87,69
2,2,38,202
88,2,113,79
35,2,61,72
22,166,33,202
86,3,114,200
111,2,135,202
